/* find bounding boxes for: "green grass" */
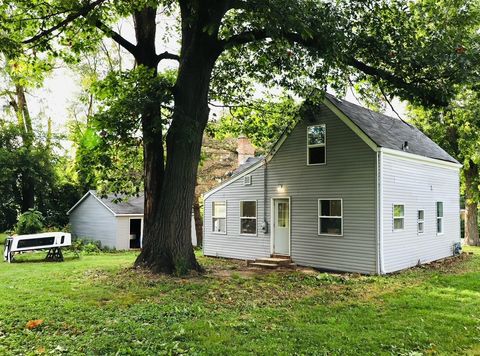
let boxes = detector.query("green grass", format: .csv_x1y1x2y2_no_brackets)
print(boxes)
1,249,480,355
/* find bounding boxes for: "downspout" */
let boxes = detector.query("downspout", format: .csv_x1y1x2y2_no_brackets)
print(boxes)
263,158,268,234
377,150,385,274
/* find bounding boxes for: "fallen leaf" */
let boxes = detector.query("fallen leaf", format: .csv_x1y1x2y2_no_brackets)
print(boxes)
26,319,44,330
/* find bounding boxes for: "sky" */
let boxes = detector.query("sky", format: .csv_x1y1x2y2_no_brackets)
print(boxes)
27,66,407,149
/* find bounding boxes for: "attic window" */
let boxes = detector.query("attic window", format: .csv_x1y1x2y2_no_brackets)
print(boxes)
244,175,252,186
307,124,326,165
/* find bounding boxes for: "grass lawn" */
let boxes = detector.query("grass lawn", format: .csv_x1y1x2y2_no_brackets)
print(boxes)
1,249,480,355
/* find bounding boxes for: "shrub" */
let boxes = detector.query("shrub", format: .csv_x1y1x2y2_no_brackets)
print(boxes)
16,209,44,235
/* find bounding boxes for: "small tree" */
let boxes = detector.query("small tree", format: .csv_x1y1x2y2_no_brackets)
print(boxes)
16,209,44,235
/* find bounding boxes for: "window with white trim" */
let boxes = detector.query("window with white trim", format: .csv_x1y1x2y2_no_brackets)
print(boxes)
318,199,342,236
417,210,425,234
393,204,404,231
212,201,226,233
307,124,326,165
240,201,257,235
244,175,252,186
436,202,444,234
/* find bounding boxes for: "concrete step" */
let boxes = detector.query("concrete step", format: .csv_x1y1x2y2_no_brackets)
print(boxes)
249,262,280,269
255,257,292,266
271,254,290,259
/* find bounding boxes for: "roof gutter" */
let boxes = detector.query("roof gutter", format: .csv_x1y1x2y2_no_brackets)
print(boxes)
379,147,462,170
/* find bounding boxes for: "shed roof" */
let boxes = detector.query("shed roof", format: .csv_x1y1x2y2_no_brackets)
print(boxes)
67,190,144,216
325,94,459,164
96,191,144,215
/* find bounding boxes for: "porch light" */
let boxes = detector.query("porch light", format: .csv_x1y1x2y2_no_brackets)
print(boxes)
277,184,285,193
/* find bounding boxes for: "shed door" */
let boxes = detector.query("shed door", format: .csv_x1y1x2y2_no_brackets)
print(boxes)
273,199,290,255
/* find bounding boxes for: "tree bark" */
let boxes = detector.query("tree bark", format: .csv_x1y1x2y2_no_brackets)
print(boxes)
193,190,203,247
464,162,480,246
135,1,227,274
13,84,35,211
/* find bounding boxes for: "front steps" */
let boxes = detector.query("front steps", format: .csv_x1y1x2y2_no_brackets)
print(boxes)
248,256,296,270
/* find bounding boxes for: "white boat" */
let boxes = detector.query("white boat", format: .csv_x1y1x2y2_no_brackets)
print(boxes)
3,232,71,263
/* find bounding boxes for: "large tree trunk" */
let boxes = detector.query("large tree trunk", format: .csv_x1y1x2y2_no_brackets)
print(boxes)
135,1,226,274
193,190,203,247
12,84,35,211
464,162,480,246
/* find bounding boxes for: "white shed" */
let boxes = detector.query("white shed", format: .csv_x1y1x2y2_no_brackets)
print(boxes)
68,191,197,250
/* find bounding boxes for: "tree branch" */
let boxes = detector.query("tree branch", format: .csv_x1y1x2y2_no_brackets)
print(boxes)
23,0,108,44
157,51,180,62
95,19,138,57
222,29,268,48
345,57,444,105
222,28,444,105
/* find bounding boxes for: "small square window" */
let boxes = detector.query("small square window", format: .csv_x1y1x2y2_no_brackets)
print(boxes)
244,175,252,186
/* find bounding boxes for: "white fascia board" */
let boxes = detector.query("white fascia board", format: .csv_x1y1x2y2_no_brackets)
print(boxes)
380,147,462,170
322,99,379,152
203,159,265,200
265,120,300,163
116,214,144,217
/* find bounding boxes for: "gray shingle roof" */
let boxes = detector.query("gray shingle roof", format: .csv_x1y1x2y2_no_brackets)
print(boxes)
325,94,459,164
93,191,144,215
231,156,264,177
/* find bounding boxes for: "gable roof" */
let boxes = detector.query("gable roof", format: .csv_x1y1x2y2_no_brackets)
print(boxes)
203,94,460,200
67,190,144,216
324,94,459,164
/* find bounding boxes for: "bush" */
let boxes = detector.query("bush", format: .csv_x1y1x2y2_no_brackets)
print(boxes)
16,209,44,235
69,238,113,254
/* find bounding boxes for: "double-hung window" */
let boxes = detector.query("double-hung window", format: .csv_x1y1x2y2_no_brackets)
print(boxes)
212,201,226,233
417,210,425,234
307,124,326,165
393,204,405,231
240,201,257,235
318,199,343,236
436,202,444,234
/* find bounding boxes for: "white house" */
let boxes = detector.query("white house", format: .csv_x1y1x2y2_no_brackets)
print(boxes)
68,190,197,250
203,94,461,274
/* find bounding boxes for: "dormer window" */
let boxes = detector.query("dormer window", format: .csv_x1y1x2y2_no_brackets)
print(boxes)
307,124,326,165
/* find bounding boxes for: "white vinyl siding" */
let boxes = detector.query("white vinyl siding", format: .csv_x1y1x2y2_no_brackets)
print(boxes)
267,104,377,274
69,194,117,248
381,153,460,273
307,124,326,165
203,166,270,260
212,201,226,234
318,199,343,236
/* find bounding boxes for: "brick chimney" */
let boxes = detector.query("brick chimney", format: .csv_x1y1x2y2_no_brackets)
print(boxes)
237,136,255,166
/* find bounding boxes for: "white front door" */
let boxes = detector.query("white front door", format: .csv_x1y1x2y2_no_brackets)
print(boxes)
273,199,290,255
